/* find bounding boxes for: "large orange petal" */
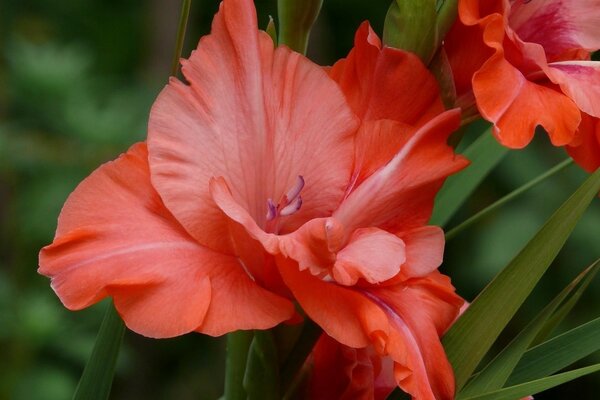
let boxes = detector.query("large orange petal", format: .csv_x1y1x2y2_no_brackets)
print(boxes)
39,143,293,338
329,22,444,125
334,111,468,232
148,0,357,253
473,52,581,148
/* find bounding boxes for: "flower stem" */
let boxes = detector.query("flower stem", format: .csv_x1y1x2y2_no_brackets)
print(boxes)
170,0,192,77
224,330,253,400
277,0,323,55
280,319,322,396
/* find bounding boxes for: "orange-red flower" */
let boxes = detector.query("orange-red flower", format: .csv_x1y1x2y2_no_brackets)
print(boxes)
39,0,467,398
445,0,600,170
310,334,396,400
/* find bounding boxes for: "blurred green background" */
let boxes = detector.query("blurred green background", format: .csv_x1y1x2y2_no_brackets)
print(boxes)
0,1,598,399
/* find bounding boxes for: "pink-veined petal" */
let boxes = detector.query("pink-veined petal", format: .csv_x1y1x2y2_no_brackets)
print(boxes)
277,257,462,400
39,143,293,338
547,61,600,118
148,0,357,253
369,272,463,400
509,0,600,60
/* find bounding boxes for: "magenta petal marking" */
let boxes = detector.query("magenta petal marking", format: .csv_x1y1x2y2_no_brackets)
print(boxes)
266,198,277,221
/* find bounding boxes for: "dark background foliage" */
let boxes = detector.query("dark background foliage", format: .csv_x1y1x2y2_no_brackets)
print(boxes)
0,1,598,399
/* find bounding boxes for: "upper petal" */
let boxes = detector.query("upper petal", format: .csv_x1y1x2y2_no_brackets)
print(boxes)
147,0,357,253
329,22,444,125
39,143,294,338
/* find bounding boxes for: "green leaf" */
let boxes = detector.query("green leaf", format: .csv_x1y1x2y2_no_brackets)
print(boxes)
73,303,125,400
266,16,278,45
461,364,600,400
435,0,459,47
244,330,280,400
458,259,598,397
280,319,322,396
430,128,508,227
383,0,438,63
533,259,599,344
442,168,600,390
508,316,600,385
445,158,573,240
170,0,191,77
224,330,253,400
277,0,323,55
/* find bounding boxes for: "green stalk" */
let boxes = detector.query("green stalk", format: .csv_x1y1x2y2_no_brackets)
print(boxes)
224,330,253,400
280,319,322,396
170,0,192,77
445,158,573,240
435,0,458,44
277,0,323,55
73,303,125,400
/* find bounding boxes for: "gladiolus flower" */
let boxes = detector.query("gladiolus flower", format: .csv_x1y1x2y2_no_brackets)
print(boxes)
445,0,600,170
310,334,396,400
39,0,467,398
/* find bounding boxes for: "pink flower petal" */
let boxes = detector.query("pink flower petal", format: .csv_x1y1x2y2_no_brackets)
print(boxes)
333,228,406,286
548,61,600,118
148,0,357,253
509,0,600,60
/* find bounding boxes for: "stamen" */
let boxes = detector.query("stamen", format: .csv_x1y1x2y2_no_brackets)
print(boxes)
280,195,302,216
264,175,305,225
282,175,305,205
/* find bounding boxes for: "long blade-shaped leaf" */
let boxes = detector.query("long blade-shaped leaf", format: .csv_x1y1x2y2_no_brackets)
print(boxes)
462,364,600,400
508,316,600,385
533,259,600,344
430,129,508,227
458,260,599,397
446,159,573,240
443,168,600,390
73,303,125,400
